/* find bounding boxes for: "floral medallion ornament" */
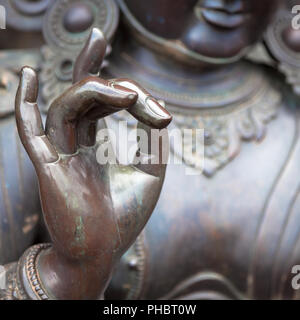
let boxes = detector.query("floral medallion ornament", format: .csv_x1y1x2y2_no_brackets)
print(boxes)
42,0,119,51
40,0,119,112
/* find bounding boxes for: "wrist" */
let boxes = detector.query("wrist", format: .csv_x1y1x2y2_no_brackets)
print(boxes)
37,245,112,300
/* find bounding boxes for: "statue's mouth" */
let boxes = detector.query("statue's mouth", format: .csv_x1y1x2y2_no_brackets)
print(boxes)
198,7,249,29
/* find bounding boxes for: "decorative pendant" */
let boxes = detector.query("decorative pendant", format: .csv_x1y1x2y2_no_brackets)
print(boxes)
264,2,300,96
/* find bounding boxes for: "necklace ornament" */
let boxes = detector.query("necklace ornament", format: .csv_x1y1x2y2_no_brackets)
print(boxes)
170,74,281,177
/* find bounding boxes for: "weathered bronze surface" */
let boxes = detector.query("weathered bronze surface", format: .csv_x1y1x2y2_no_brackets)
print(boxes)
1,0,300,300
106,0,300,300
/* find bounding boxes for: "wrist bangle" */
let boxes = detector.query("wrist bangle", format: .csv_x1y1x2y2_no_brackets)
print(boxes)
18,243,52,300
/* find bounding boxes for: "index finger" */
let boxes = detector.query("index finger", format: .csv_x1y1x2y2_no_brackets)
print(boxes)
110,79,172,129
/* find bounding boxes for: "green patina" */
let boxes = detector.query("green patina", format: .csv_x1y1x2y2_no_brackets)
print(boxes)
73,216,85,256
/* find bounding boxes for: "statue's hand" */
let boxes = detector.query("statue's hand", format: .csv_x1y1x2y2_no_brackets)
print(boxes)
15,29,172,299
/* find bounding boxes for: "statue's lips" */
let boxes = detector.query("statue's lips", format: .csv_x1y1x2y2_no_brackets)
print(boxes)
200,8,248,29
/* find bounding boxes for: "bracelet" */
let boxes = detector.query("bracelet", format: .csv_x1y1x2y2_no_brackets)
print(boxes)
20,243,52,300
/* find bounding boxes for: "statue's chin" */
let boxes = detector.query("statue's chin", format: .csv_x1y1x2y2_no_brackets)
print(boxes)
180,20,253,62
133,32,251,68
182,40,249,61
161,39,251,67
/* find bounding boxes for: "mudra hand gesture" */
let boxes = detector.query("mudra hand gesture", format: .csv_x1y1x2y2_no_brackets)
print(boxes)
15,28,171,300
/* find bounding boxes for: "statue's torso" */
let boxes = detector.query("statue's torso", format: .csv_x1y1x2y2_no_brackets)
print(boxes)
144,100,300,299
105,41,300,300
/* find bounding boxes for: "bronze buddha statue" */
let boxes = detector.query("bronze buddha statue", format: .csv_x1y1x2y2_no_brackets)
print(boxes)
107,0,299,300
1,0,300,300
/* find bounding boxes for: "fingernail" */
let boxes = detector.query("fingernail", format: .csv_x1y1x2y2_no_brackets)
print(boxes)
146,97,171,119
128,94,136,100
89,28,107,58
90,28,105,43
21,67,38,103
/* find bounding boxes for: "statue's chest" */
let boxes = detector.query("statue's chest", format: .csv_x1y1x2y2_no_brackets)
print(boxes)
143,104,300,299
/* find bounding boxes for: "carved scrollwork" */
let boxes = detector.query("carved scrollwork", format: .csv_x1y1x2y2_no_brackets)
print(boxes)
0,68,19,117
42,0,119,51
0,50,41,117
170,71,281,177
0,0,51,31
0,263,28,300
